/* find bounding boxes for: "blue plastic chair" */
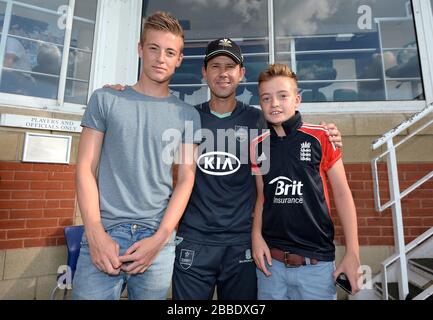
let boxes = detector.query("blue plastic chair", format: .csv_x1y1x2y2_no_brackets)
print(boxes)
50,225,84,300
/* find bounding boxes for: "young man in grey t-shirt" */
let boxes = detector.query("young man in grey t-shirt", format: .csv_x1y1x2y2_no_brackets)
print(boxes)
72,12,201,300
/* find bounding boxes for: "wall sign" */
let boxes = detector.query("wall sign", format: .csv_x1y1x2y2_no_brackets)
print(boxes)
22,132,72,164
0,114,82,133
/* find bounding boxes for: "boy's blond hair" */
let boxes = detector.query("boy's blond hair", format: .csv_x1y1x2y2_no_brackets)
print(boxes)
141,11,184,50
258,64,298,91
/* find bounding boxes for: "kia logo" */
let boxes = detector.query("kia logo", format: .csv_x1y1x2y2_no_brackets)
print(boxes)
197,152,241,176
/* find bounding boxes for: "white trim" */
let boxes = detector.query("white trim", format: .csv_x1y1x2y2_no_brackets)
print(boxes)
57,0,75,106
87,0,103,100
413,0,433,104
0,0,142,113
247,101,427,114
0,92,85,114
0,0,12,84
89,0,141,92
0,0,431,115
298,100,426,114
267,0,274,64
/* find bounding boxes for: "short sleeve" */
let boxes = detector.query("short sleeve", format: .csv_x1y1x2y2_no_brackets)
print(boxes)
321,136,342,172
182,108,202,144
81,90,107,133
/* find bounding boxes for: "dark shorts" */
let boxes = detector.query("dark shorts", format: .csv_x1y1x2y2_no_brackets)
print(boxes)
172,238,257,300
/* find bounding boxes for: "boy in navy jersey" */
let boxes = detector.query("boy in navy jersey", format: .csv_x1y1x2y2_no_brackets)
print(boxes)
251,64,360,300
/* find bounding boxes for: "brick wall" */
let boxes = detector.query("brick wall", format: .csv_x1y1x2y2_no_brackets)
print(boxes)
0,162,76,250
0,161,432,250
331,163,433,246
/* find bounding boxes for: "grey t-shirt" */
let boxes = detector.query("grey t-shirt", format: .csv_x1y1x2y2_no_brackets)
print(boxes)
81,86,201,230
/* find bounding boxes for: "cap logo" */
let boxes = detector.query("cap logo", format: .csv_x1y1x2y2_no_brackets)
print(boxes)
219,38,232,48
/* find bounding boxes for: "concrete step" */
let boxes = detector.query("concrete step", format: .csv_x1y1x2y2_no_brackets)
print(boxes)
374,281,433,300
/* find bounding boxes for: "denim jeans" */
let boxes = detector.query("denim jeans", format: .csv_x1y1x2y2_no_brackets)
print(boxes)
72,224,175,300
257,259,337,300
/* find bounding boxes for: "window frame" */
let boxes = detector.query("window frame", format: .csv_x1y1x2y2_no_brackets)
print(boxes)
0,0,98,114
162,0,433,113
270,0,433,113
1,0,432,115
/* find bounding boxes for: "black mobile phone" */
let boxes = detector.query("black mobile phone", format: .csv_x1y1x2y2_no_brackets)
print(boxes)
335,273,352,294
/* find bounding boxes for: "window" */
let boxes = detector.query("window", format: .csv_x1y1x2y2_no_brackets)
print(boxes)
144,0,269,106
0,0,97,106
144,0,426,107
274,0,423,102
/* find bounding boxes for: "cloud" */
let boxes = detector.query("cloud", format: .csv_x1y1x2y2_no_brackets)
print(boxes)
276,0,340,35
179,0,261,23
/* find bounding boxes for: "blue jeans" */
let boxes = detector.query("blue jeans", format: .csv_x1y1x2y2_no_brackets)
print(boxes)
72,224,175,300
257,259,337,300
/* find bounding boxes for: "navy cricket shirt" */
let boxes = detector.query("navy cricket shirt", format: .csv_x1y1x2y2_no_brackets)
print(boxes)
252,112,341,261
177,101,267,245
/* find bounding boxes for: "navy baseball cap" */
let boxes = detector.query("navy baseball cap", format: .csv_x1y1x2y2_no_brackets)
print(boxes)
204,38,244,66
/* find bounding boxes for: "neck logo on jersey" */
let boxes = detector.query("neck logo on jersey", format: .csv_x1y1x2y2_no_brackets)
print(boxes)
300,141,312,162
269,176,304,204
197,151,241,176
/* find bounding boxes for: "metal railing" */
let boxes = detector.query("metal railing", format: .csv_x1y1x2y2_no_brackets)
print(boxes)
379,227,433,300
371,102,433,300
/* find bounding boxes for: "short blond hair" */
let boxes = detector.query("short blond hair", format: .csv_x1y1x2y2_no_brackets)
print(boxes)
140,11,184,49
258,64,298,89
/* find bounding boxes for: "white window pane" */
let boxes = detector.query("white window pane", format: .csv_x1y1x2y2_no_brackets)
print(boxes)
1,36,62,98
145,0,269,106
0,1,6,33
0,1,97,105
17,0,68,11
67,48,91,80
386,80,423,100
74,0,97,20
65,1,97,104
71,19,95,51
64,79,88,105
9,4,65,45
64,48,90,104
146,0,268,39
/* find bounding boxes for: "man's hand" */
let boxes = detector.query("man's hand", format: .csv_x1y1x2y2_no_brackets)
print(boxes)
87,225,122,275
103,84,126,91
118,232,168,275
321,122,343,149
252,232,272,277
333,252,362,294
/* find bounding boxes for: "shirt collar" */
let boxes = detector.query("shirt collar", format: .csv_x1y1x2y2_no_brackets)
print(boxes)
198,100,245,116
269,111,303,137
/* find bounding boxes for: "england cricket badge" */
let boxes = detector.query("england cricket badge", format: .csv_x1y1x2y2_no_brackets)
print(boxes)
179,249,195,270
235,125,248,142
